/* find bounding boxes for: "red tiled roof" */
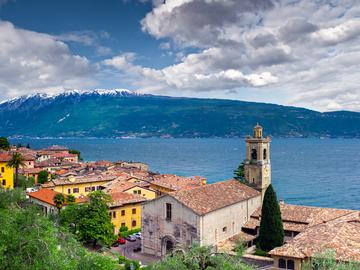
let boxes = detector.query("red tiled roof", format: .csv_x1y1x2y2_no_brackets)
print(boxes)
109,192,146,207
0,153,11,162
168,179,260,216
151,174,205,191
28,188,87,206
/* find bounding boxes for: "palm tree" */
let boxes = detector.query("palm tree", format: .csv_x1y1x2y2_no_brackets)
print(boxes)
7,152,25,187
53,193,66,211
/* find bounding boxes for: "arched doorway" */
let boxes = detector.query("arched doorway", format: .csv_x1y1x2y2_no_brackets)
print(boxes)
161,236,176,255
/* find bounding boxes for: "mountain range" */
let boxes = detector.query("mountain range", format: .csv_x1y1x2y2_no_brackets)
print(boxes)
1,89,360,138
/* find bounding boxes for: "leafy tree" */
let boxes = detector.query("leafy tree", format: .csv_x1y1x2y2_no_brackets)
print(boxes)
78,191,116,247
69,149,82,161
6,152,25,187
0,189,119,270
234,162,246,183
0,136,10,150
258,184,284,251
17,175,35,189
53,193,66,211
146,244,253,270
66,194,76,204
38,170,49,184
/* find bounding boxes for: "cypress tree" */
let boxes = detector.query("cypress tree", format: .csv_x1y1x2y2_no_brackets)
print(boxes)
258,184,284,251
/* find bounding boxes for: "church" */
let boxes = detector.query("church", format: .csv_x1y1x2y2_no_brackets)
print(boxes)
141,124,270,256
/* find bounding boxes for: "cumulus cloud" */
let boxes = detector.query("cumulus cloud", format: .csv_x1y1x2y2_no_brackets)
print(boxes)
0,21,96,99
102,0,360,111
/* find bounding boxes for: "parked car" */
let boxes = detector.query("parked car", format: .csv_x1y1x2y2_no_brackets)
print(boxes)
117,237,126,245
133,246,141,252
125,235,136,242
133,233,142,240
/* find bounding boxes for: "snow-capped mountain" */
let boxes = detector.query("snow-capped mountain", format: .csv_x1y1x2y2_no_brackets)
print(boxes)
1,89,360,138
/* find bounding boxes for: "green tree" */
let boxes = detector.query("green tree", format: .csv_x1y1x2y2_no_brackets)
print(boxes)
17,175,35,189
77,191,116,247
258,184,284,251
0,136,10,150
53,193,66,211
66,194,76,204
6,152,25,187
234,161,246,183
38,170,49,184
69,149,82,161
0,189,119,270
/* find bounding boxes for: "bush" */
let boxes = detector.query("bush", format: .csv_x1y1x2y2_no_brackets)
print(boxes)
118,255,126,264
119,228,140,238
120,226,128,232
124,260,140,270
254,248,268,257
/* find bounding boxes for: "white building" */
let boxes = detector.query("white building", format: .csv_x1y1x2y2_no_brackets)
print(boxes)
141,179,261,256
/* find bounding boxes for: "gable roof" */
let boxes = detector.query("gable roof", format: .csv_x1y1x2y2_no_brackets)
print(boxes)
167,179,260,216
28,189,87,206
269,211,360,262
109,192,147,208
151,174,205,191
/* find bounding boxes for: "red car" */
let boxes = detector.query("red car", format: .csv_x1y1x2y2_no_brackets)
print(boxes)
117,237,126,245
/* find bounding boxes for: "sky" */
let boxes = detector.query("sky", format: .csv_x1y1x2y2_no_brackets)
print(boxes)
0,0,360,112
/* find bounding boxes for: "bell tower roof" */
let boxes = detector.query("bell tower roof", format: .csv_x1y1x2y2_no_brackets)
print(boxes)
253,123,263,138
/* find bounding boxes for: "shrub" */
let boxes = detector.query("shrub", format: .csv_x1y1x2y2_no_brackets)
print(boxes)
119,228,140,238
124,260,140,270
119,226,128,232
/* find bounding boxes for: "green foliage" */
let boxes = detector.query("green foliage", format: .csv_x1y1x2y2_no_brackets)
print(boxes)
146,244,253,270
60,191,116,247
53,193,66,210
233,239,246,256
118,255,127,264
0,136,10,150
253,248,268,257
119,228,140,238
124,260,140,270
17,175,35,189
69,149,82,160
0,189,119,270
38,170,49,184
119,225,128,232
66,194,76,204
301,250,360,270
7,152,25,187
258,184,284,251
234,162,246,183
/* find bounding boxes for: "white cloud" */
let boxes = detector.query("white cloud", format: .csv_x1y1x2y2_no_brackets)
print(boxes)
0,21,96,99
102,0,360,111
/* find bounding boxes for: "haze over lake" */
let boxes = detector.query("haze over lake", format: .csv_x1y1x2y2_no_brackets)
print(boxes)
12,138,360,210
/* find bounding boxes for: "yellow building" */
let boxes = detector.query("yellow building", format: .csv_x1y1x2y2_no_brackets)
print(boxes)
103,180,156,200
109,192,146,234
0,153,14,189
42,175,115,198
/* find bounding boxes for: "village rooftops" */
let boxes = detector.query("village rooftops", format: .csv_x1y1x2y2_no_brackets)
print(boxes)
269,211,360,262
103,180,137,193
28,189,87,206
0,152,11,162
151,174,205,191
41,175,116,188
243,203,356,233
162,179,260,216
109,192,147,208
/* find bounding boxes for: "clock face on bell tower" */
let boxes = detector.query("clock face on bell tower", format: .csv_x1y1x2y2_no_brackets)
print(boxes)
243,124,271,200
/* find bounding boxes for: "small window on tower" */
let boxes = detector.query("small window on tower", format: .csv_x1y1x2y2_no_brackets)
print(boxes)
251,149,257,160
263,149,267,160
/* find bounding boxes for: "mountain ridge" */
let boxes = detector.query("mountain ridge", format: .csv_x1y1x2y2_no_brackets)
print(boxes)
1,89,360,138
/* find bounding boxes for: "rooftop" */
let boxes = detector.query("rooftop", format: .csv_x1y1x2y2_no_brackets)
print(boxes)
28,189,87,206
151,174,205,191
168,179,260,216
109,192,147,208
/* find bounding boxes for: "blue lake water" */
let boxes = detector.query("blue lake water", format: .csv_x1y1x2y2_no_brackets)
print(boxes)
12,138,360,210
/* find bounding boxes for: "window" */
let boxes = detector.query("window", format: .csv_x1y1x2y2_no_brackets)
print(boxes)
91,186,96,191
2,179,5,186
85,187,91,192
121,222,126,227
165,203,172,221
278,258,286,269
67,189,71,194
132,208,136,215
121,210,125,216
137,190,141,194
112,211,116,219
1,167,4,173
287,260,295,270
132,220,137,227
251,149,257,160
222,227,227,232
73,188,79,193
263,148,267,160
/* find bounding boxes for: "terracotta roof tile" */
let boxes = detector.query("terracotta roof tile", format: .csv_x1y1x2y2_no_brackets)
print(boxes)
109,192,146,208
169,179,260,216
151,174,205,191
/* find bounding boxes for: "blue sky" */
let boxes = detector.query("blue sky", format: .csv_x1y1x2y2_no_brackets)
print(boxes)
0,0,360,112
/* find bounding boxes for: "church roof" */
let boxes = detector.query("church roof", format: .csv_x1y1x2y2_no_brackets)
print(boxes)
168,179,260,216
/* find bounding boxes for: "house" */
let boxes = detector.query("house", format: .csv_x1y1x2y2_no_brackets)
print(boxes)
42,175,115,198
150,174,206,196
109,192,147,234
28,188,86,215
104,179,156,200
141,179,261,256
269,211,360,270
0,153,14,189
19,167,42,183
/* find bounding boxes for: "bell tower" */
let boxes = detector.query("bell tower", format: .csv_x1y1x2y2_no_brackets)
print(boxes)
244,124,271,200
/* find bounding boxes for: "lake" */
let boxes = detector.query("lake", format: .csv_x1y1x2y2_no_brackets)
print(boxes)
12,138,360,210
